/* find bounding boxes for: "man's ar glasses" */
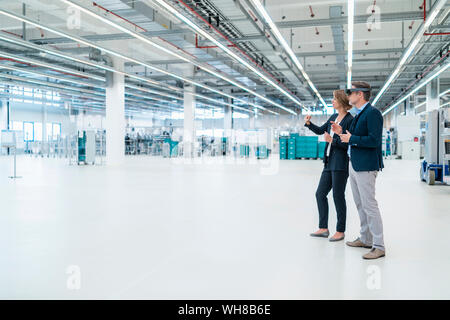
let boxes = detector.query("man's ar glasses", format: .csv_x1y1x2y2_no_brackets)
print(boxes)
346,88,371,95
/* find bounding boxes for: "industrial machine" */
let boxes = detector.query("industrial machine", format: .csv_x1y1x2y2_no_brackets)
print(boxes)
77,130,96,165
420,106,450,185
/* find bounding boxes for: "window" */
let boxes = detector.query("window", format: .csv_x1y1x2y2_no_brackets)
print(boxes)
34,89,42,99
12,86,22,96
23,122,34,141
34,122,42,141
171,111,184,119
232,112,249,119
52,123,61,140
24,87,33,97
11,121,22,131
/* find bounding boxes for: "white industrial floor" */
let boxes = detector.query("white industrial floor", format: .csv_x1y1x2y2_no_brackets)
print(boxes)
0,154,449,299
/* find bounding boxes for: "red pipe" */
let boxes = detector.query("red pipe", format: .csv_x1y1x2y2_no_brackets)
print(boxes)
92,2,197,60
175,0,299,100
93,2,146,32
424,32,450,36
91,0,298,101
195,34,236,49
309,6,315,18
248,10,258,22
1,30,22,38
159,35,197,59
388,50,449,106
423,0,450,36
423,0,426,21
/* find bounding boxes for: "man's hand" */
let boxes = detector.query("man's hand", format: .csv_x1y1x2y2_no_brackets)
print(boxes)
330,121,342,134
304,115,311,125
339,130,352,143
324,131,332,143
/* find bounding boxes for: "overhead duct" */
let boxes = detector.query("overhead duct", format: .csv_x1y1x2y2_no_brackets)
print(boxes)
329,6,346,89
88,48,113,87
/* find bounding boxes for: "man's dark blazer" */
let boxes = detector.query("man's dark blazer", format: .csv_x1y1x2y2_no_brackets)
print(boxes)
305,112,353,172
348,103,384,172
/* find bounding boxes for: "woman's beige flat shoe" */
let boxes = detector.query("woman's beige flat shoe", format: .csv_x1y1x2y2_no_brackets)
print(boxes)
310,231,329,238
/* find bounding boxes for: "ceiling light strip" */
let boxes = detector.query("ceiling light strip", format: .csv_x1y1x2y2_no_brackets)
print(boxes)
0,51,104,82
148,0,295,113
373,0,447,106
382,61,450,116
0,8,269,114
60,1,281,113
0,63,103,88
247,0,327,108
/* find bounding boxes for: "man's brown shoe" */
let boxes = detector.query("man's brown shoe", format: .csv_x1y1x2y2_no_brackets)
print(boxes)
346,238,372,248
363,248,385,260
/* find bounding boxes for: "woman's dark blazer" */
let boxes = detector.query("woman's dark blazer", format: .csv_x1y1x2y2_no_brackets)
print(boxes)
304,113,354,172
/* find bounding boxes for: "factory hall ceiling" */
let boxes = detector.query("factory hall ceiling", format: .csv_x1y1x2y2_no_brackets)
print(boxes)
0,0,449,116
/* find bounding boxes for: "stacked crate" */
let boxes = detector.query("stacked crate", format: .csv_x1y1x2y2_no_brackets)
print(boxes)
296,136,318,158
240,144,250,157
288,138,296,159
317,141,327,159
279,137,287,159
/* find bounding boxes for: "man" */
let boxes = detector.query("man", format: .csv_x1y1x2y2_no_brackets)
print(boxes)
331,81,385,260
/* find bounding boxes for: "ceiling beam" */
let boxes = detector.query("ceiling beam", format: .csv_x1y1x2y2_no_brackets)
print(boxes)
297,48,403,58
30,29,192,45
276,11,424,29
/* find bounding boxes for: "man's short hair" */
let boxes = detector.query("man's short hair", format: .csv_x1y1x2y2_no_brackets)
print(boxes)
352,81,371,101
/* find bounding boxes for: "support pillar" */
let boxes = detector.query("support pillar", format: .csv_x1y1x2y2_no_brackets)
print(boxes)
0,99,8,131
224,102,233,155
426,77,440,112
42,103,47,143
249,111,255,129
105,57,125,165
224,104,233,133
183,84,196,158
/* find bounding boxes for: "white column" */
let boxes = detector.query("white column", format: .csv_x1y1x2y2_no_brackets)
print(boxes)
426,78,440,112
183,84,196,158
42,103,47,143
224,105,232,134
0,99,8,131
249,112,255,129
106,57,125,165
223,104,233,155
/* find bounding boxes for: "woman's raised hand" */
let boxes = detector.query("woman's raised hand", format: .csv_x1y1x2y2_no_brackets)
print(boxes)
304,115,311,125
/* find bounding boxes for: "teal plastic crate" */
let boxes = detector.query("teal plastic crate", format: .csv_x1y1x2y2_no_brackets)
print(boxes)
318,142,326,159
240,144,250,157
294,136,318,158
279,138,288,159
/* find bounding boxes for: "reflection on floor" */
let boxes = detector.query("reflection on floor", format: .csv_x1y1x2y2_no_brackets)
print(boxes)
0,155,449,299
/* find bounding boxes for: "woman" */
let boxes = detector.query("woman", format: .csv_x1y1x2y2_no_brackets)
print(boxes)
304,90,353,241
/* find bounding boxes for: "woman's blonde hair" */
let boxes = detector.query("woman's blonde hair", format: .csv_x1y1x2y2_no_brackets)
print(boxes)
333,90,352,111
